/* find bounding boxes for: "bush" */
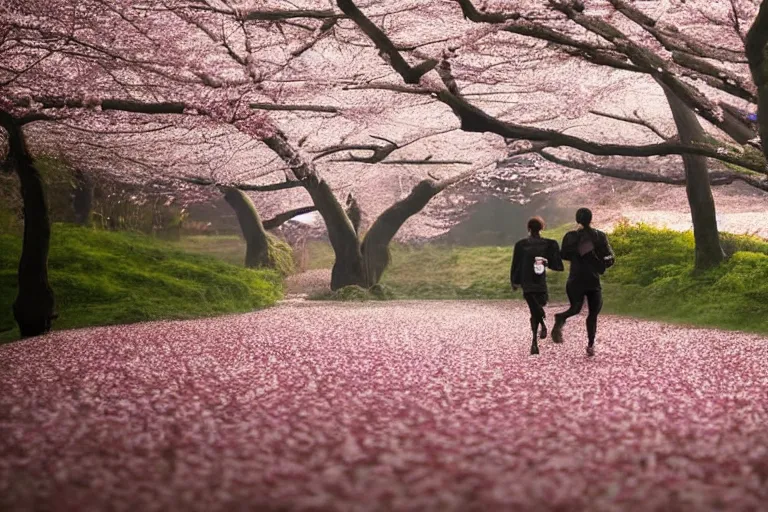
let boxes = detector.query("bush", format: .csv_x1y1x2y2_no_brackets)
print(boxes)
268,234,296,276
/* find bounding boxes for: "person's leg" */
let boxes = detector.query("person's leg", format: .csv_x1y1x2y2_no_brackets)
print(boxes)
585,289,603,356
552,283,584,343
539,293,549,340
524,293,544,354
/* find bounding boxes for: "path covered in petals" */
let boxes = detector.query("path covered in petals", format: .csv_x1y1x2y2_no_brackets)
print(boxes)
2,301,768,511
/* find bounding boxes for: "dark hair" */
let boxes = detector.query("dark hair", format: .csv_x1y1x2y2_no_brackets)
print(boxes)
576,208,593,228
527,216,545,234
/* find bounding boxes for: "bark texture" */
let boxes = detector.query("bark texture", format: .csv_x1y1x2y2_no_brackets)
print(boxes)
361,180,443,287
662,84,725,269
222,187,271,268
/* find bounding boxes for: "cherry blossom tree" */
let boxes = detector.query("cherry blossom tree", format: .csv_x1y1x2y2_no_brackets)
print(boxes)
331,0,767,268
0,0,500,334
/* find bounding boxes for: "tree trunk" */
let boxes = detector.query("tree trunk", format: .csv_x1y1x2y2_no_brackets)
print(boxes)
747,1,768,162
361,179,443,286
222,187,271,268
262,132,365,290
260,130,467,290
72,168,93,225
0,113,56,337
661,83,725,269
307,179,365,290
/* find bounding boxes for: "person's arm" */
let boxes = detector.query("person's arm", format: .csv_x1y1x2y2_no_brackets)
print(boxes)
560,232,577,261
602,232,616,264
548,240,565,271
605,234,615,259
592,231,614,274
510,241,522,289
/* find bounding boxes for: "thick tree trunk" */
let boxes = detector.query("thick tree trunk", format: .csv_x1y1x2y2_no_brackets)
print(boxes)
72,168,93,225
261,132,365,290
260,130,468,290
222,187,271,268
0,113,56,337
361,180,443,286
306,179,364,290
661,84,725,269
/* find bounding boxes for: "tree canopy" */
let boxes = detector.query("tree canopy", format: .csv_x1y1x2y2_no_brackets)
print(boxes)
1,0,766,237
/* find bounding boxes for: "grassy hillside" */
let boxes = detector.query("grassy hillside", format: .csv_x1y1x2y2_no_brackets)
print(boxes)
1,225,284,343
172,234,295,276
174,235,247,266
309,224,768,334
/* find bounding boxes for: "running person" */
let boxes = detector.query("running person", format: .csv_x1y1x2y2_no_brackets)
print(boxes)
510,216,564,355
551,208,615,356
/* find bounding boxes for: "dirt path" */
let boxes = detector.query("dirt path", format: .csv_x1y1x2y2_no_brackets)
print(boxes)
2,301,767,511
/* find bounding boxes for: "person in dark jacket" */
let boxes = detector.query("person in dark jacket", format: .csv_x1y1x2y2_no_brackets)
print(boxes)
551,208,615,357
511,216,564,355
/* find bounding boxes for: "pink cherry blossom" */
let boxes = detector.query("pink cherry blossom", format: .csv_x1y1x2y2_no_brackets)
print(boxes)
1,301,767,511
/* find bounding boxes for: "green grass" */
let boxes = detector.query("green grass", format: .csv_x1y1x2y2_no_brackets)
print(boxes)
174,235,247,266
307,224,768,334
172,234,295,276
0,225,283,343
300,241,337,271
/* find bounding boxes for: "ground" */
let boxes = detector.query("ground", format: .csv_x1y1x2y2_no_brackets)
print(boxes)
2,301,767,512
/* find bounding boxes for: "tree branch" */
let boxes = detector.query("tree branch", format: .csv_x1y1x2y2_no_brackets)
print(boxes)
338,0,768,174
670,51,756,103
589,109,669,140
180,176,303,192
291,18,337,57
550,0,754,144
335,0,437,84
341,83,432,94
262,206,318,230
436,89,767,173
11,95,189,115
313,140,396,162
376,158,473,165
249,103,339,113
454,0,520,23
238,9,344,21
538,150,768,191
608,0,748,63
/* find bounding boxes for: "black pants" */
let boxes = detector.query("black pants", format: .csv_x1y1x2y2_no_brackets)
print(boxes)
556,283,603,345
523,292,548,337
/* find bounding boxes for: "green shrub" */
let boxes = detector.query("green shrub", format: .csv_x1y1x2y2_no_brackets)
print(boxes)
268,235,296,276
